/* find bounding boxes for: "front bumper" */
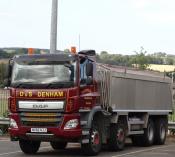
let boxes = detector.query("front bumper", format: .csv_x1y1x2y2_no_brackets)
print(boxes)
9,113,82,141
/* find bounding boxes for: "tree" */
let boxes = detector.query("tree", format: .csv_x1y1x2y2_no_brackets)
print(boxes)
18,48,27,54
166,58,174,65
134,47,149,70
100,51,108,56
64,49,71,54
153,52,166,58
99,51,110,63
0,63,7,87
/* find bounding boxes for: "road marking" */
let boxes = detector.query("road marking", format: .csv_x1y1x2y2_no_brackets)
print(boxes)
0,146,51,156
111,144,175,157
120,155,137,157
67,143,80,148
0,140,9,142
142,152,169,155
162,149,175,152
0,151,21,156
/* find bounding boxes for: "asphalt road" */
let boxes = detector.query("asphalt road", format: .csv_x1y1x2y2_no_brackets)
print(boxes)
0,137,175,157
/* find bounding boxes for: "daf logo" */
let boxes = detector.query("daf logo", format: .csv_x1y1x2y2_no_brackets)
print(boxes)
33,104,48,109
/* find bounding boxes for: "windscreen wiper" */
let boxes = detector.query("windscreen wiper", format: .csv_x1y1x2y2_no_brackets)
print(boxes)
46,82,64,88
12,82,35,88
13,83,23,88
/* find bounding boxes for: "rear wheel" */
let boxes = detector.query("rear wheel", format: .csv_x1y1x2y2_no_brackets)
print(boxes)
81,123,102,156
108,123,126,151
19,139,40,154
154,118,167,145
141,119,155,146
50,141,67,150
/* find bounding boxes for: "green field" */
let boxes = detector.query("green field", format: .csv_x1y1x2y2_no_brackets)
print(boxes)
148,64,175,72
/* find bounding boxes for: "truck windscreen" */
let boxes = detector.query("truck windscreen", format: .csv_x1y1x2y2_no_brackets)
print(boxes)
11,61,76,88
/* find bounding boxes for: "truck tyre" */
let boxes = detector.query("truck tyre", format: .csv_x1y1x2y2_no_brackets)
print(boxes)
19,139,40,154
81,123,102,156
142,119,155,146
50,141,67,150
154,118,167,145
108,123,126,151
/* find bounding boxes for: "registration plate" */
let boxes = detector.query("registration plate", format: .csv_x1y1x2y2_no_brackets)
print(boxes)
31,128,47,133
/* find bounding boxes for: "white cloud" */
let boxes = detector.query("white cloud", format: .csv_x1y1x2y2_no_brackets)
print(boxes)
131,0,151,9
130,0,175,25
0,12,16,17
143,11,175,24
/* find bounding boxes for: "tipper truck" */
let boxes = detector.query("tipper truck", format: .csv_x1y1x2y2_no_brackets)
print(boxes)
5,50,172,155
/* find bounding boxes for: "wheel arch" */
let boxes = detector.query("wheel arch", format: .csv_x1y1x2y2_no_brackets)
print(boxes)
87,106,107,128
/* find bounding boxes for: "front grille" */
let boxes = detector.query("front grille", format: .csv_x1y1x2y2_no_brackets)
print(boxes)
20,112,62,127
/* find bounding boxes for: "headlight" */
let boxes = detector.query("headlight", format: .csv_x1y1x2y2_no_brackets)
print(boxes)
10,118,18,129
64,119,79,130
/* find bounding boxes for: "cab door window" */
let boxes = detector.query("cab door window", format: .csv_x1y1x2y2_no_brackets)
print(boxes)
80,59,93,85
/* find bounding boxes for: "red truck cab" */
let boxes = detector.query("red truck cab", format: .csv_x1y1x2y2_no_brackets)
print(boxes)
7,50,101,155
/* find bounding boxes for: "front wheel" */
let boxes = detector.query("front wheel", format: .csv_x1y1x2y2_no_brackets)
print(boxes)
19,139,40,154
50,141,67,150
81,123,102,156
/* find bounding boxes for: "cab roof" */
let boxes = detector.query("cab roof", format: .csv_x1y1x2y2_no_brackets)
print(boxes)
13,53,78,63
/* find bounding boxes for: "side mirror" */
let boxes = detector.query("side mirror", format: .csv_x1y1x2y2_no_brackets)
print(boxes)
86,63,93,77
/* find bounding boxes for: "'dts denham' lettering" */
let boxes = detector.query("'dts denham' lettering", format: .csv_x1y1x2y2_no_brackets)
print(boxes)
37,91,64,98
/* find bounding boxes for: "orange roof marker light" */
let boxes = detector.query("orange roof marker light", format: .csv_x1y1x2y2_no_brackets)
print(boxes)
70,46,77,54
28,48,34,55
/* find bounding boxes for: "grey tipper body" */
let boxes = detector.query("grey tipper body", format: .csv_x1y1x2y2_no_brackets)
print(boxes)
97,64,172,113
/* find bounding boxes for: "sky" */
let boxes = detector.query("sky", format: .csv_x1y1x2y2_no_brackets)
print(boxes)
0,0,175,55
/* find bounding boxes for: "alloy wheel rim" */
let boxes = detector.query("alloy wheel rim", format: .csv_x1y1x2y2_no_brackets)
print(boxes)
148,124,154,141
117,128,125,144
91,130,100,146
160,124,166,140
